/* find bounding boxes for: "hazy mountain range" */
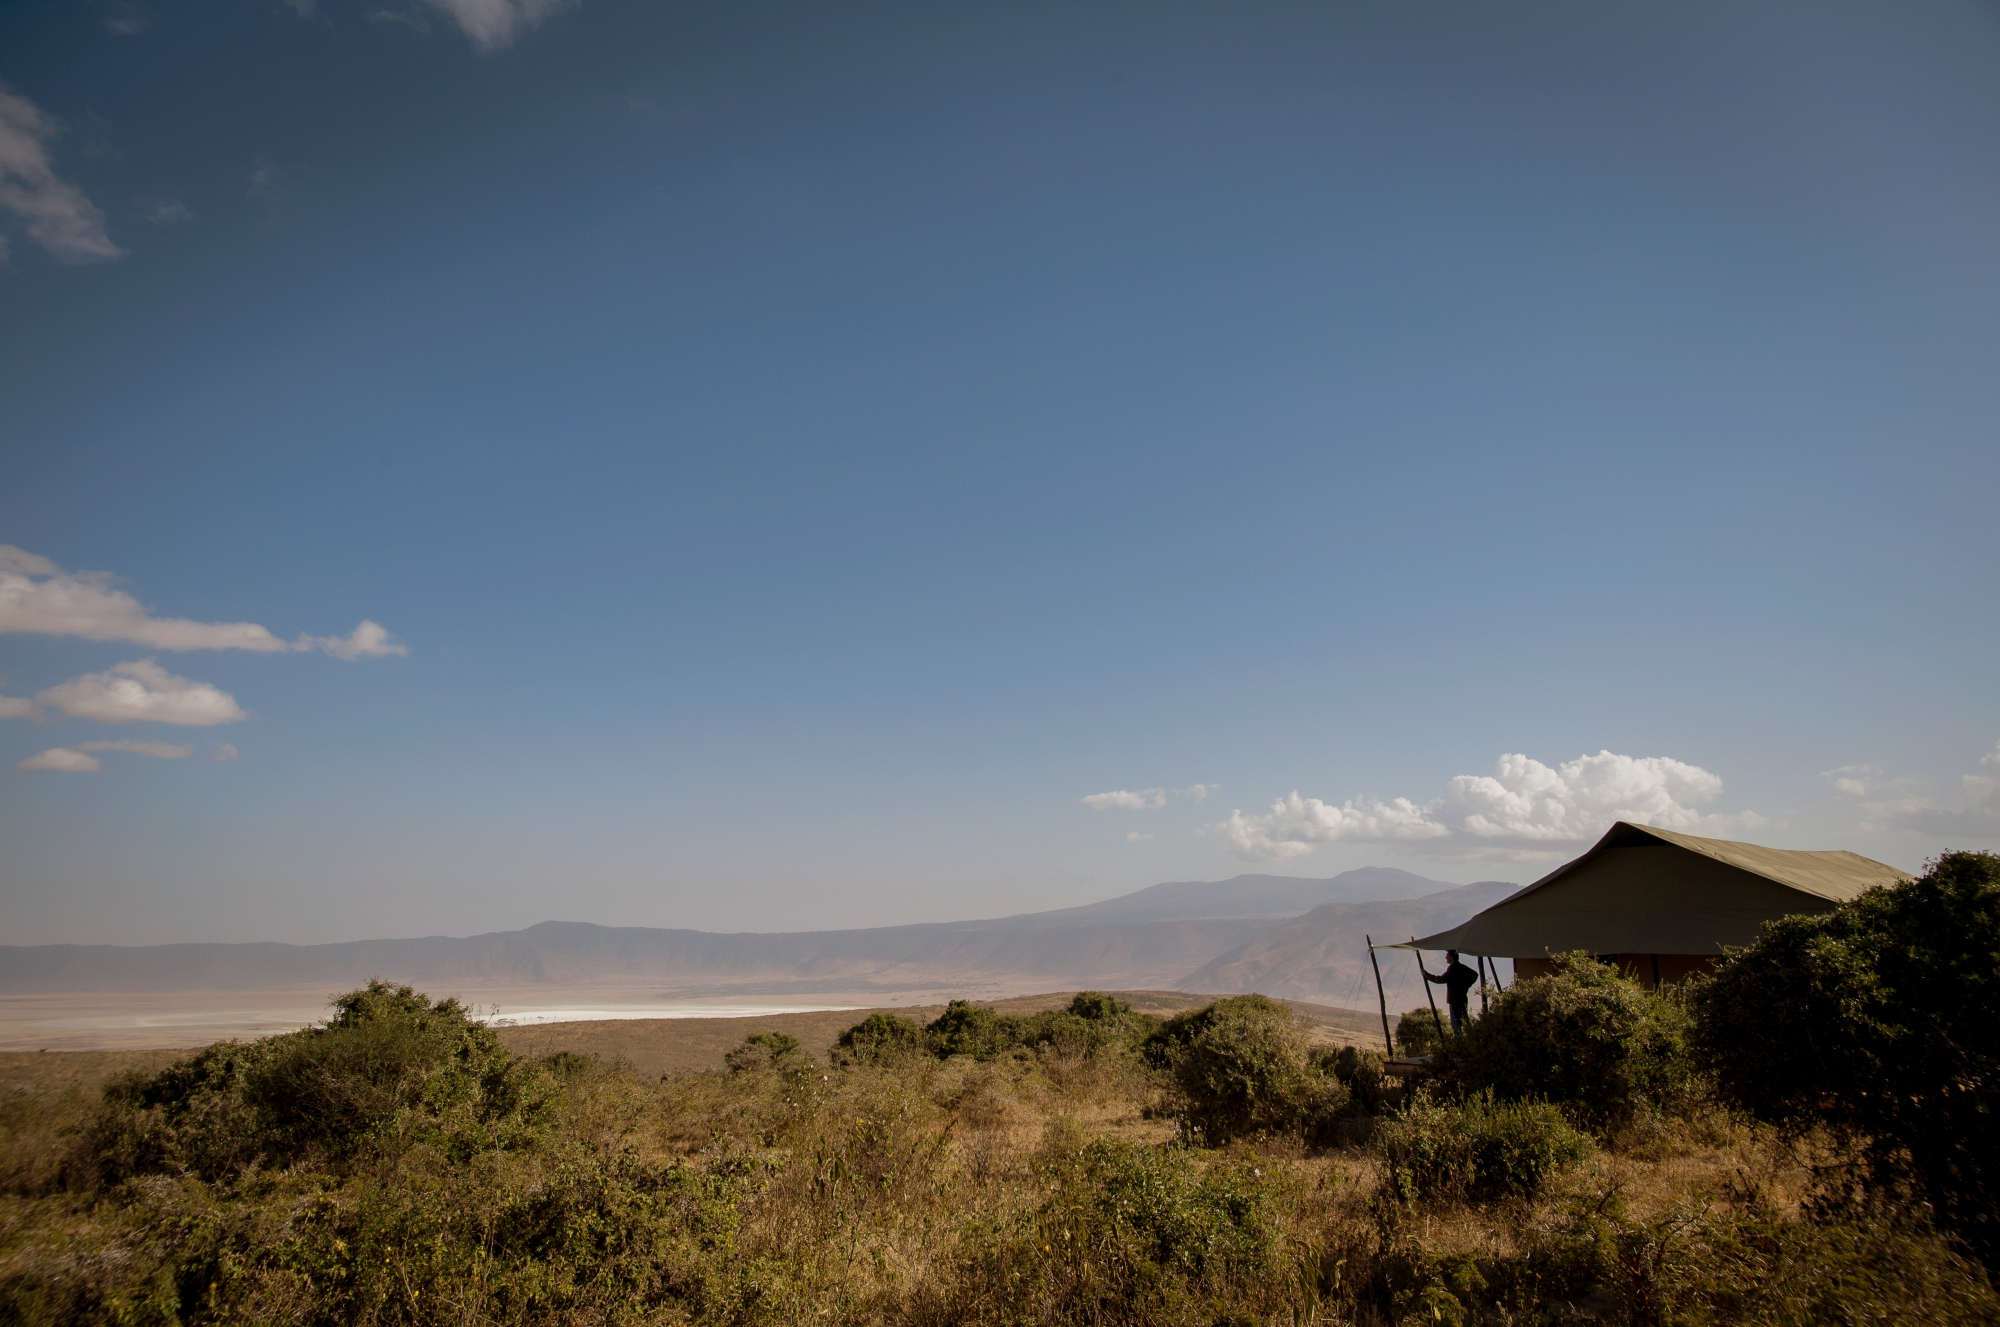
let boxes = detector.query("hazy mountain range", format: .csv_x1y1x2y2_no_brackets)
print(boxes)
1186,881,1523,1010
0,868,1517,1009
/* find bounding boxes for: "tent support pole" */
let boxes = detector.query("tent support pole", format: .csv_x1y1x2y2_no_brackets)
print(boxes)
1651,953,1661,991
1412,937,1446,1043
1477,955,1489,1015
1365,935,1393,1057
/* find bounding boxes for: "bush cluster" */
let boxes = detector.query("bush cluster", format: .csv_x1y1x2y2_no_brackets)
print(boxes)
1437,951,1694,1126
1374,1090,1591,1205
1325,1044,1390,1117
1691,849,2000,1267
934,1124,1280,1323
1323,1182,2000,1325
724,1030,806,1073
33,984,788,1326
1395,1005,1446,1056
74,981,557,1187
835,992,1159,1067
7,964,1998,1326
833,1011,927,1065
1143,994,1351,1143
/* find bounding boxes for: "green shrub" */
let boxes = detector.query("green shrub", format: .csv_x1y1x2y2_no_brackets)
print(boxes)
1010,1009,1102,1058
936,1127,1281,1322
32,984,803,1325
12,976,2000,1327
924,1000,1017,1060
1330,1186,2000,1325
19,1140,767,1326
1143,994,1348,1143
1323,1044,1391,1117
1690,850,2000,1268
1374,1090,1591,1204
1396,1005,1446,1056
853,996,1158,1068
723,1030,804,1073
833,1011,926,1065
1064,990,1131,1021
1439,952,1693,1127
74,981,554,1185
536,1049,603,1082
1012,995,1161,1061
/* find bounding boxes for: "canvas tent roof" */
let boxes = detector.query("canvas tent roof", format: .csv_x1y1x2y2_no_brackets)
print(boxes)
1407,821,1909,958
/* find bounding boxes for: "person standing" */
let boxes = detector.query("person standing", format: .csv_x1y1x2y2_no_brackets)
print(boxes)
1422,949,1480,1035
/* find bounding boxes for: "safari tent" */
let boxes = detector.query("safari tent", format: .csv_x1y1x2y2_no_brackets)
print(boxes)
1409,820,1909,987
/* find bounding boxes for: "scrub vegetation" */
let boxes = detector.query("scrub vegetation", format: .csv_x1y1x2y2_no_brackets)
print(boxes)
2,854,1996,1324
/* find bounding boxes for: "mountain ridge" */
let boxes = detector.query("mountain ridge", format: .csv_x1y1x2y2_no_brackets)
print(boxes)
1183,880,1523,1010
0,867,1514,998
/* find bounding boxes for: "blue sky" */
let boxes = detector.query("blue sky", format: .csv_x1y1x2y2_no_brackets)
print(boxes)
3,0,1996,945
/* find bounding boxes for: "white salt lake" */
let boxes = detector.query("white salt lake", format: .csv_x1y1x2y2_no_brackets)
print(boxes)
0,992,862,1052
476,1003,859,1027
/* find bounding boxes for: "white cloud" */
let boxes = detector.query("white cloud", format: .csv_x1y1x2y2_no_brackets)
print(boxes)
77,738,194,759
370,7,432,31
0,547,57,576
36,660,246,726
1218,750,1761,861
1082,782,1216,811
309,619,408,660
0,545,404,659
0,693,34,718
1,545,290,651
214,742,239,762
1220,792,1448,860
146,199,192,224
0,85,123,262
1821,763,1883,798
1082,787,1166,811
1437,751,1744,842
1125,831,1153,843
421,0,574,51
1838,741,2000,838
104,7,148,36
246,156,286,213
18,746,99,772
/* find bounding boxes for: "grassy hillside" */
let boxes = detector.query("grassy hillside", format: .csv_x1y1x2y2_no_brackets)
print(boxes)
2,971,1992,1325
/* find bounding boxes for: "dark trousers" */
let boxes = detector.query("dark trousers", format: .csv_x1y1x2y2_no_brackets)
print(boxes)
1448,1002,1467,1035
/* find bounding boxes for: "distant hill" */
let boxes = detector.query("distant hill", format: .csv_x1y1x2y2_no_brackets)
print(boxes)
999,867,1452,925
1182,880,1522,1011
0,917,1263,996
0,867,1503,1002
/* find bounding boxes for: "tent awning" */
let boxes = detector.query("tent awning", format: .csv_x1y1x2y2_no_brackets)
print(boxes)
1406,821,1908,957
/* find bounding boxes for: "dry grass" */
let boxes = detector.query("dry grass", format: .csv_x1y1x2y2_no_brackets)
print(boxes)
0,1050,185,1192
1,993,1990,1325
